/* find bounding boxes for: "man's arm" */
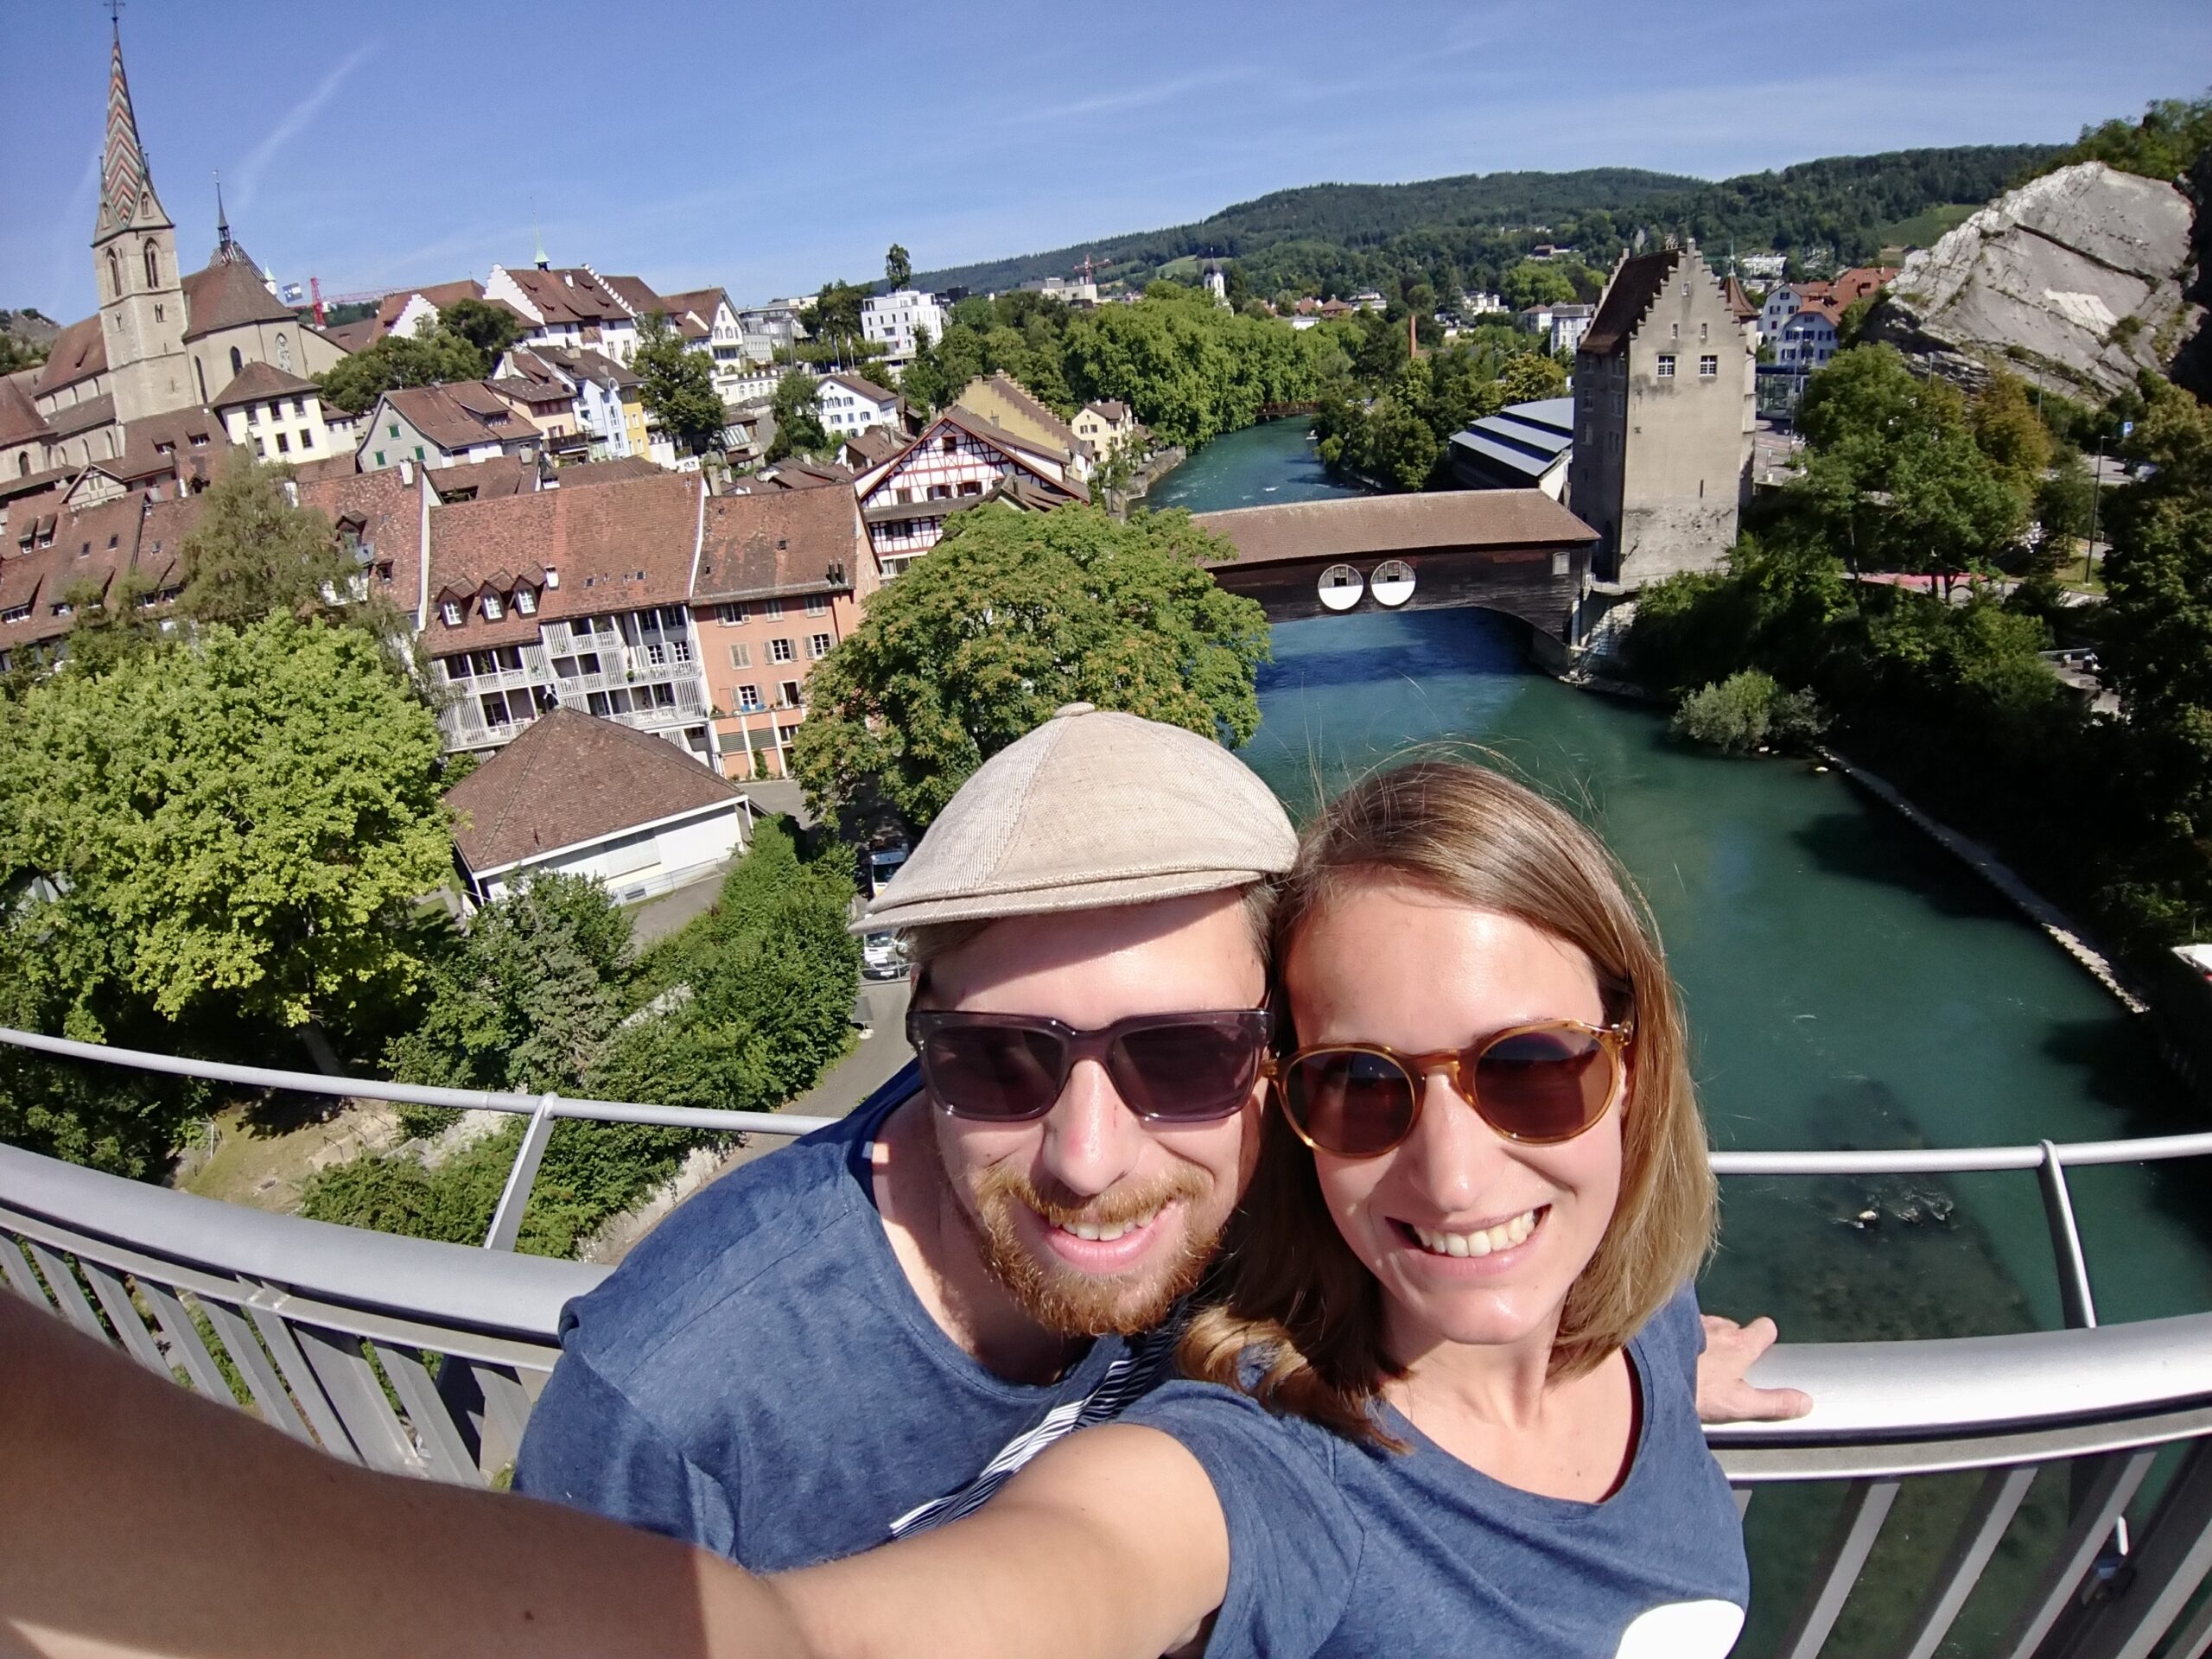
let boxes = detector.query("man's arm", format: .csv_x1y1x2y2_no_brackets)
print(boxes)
1696,1313,1814,1423
0,1292,799,1659
774,1424,1228,1659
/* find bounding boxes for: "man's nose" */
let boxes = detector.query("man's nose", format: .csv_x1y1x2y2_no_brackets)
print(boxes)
1037,1058,1148,1199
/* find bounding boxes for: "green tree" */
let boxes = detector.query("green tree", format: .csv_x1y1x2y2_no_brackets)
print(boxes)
1672,670,1826,753
632,313,726,456
801,280,870,359
1497,350,1568,403
60,568,162,676
791,506,1270,834
314,328,486,414
886,244,912,289
385,874,633,1097
2038,95,2212,184
1501,262,1578,310
176,449,351,631
766,370,829,461
2035,450,2097,572
0,616,451,1070
438,296,525,362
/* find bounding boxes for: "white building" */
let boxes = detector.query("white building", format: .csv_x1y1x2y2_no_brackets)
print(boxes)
861,289,949,364
817,372,902,440
358,382,543,472
445,707,749,909
210,362,339,465
737,300,809,365
1547,303,1597,357
1776,308,1840,372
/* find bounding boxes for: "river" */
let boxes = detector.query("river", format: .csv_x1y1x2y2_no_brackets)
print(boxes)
1160,418,2212,1654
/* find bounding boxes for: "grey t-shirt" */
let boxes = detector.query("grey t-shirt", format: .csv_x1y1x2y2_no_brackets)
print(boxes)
1122,1285,1748,1659
513,1065,1172,1567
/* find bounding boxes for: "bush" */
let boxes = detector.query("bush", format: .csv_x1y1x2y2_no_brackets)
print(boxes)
1672,671,1827,754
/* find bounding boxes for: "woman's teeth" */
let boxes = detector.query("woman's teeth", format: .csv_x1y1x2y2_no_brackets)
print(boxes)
1410,1208,1541,1257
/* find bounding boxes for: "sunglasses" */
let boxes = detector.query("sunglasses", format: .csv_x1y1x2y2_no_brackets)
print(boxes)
1276,1019,1633,1158
907,1008,1273,1124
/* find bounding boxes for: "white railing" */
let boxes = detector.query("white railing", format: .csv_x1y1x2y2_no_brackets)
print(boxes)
4,1026,2212,1655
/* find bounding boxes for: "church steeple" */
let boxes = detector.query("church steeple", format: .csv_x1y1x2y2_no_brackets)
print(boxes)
94,18,171,243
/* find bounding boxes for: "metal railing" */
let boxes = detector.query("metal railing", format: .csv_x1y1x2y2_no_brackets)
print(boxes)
4,1027,2212,1656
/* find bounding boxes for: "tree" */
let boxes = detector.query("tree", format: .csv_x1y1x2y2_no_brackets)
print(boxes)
0,616,451,1068
1497,351,1568,404
61,568,162,676
176,448,352,630
1501,261,1578,310
632,313,726,456
315,328,485,414
385,874,633,1096
800,280,870,359
438,297,525,363
766,370,829,461
2035,451,2097,572
886,244,912,289
1969,372,2053,493
792,506,1270,834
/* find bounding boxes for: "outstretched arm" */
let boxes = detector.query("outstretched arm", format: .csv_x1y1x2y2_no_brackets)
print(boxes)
775,1424,1229,1659
0,1291,802,1659
1696,1314,1814,1423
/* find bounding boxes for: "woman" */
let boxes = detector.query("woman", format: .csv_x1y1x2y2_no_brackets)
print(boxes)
772,760,1746,1656
1,760,1749,1659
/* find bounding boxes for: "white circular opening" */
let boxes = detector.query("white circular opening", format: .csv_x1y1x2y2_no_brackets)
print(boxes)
1317,563,1364,612
1370,559,1415,608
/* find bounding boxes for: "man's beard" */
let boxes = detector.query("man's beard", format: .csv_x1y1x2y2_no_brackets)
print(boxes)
951,1160,1223,1338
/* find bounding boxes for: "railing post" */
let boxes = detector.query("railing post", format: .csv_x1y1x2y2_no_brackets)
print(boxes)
2039,1141,2100,1332
481,1096,559,1253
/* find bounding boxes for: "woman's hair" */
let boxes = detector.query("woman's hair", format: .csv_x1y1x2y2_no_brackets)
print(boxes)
1179,760,1716,1447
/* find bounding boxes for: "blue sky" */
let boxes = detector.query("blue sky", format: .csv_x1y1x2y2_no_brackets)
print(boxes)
3,0,2206,322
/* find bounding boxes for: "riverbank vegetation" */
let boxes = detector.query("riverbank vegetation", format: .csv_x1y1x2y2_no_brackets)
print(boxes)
793,505,1268,840
299,824,859,1256
1627,346,2212,952
877,284,1346,450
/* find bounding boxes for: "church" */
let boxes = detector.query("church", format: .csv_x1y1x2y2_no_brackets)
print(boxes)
0,27,355,499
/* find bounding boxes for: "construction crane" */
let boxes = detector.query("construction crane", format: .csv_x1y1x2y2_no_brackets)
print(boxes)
307,276,395,327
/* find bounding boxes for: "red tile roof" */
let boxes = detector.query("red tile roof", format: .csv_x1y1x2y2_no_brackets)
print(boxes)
32,317,107,397
445,707,741,874
1580,249,1680,357
553,456,661,489
181,258,298,340
380,381,539,454
600,275,667,322
428,455,535,503
209,359,319,410
693,486,868,602
1192,491,1596,568
300,466,426,610
423,472,701,653
375,281,486,334
501,268,633,329
0,373,55,447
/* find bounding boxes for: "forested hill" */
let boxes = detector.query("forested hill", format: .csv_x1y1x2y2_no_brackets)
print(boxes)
914,143,2062,296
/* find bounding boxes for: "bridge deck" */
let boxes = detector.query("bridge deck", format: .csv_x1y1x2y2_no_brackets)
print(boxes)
1192,489,1598,636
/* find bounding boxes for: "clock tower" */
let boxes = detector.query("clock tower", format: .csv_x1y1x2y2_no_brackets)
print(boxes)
94,21,190,424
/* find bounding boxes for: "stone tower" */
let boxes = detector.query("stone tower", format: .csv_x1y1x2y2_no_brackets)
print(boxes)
93,23,190,424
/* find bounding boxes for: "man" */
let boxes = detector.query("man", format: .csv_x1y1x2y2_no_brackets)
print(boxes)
515,704,1804,1567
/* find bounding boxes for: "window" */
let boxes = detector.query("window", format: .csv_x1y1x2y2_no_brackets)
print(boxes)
779,722,803,747
254,439,267,457
442,601,464,626
107,248,121,296
295,399,308,417
762,599,785,620
804,595,828,616
736,684,764,712
959,480,982,496
769,637,795,664
1670,322,1679,340
514,588,537,615
779,679,804,709
230,346,243,375
373,451,385,467
143,241,161,287
482,593,503,620
728,642,752,668
807,632,832,659
414,446,424,461
1656,355,1675,378
276,433,290,453
941,435,957,453
644,640,667,666
670,639,692,664
1699,355,1718,378
720,601,748,624
1699,322,1709,343
388,423,401,439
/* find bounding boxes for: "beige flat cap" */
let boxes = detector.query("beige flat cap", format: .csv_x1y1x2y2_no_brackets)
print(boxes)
861,704,1296,931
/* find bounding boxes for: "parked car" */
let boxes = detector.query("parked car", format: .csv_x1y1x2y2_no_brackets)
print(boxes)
867,842,910,897
861,931,908,980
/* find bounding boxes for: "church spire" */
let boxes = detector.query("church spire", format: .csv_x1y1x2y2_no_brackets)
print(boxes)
95,15,170,244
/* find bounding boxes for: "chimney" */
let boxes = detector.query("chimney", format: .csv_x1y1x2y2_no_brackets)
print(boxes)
544,565,560,589
398,459,415,486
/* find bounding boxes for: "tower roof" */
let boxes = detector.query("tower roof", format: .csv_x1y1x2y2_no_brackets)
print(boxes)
95,25,170,244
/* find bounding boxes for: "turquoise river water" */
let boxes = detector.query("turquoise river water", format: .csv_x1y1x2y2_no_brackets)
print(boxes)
1154,419,2212,1654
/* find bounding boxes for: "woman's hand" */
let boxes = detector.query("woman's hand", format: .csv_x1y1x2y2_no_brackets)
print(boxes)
1695,1315,1813,1423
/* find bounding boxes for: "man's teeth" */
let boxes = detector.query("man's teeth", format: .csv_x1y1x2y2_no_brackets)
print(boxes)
1410,1209,1540,1258
1055,1211,1158,1243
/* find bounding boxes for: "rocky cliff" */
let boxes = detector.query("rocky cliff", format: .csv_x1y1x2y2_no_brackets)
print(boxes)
1867,161,2202,399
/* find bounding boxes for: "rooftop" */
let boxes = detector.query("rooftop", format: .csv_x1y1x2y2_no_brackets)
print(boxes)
1193,489,1596,567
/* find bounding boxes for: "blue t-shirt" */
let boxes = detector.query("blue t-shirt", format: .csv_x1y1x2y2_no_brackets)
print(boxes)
513,1065,1171,1568
1122,1285,1748,1659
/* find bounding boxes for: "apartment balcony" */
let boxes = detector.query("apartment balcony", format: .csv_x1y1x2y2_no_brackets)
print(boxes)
7,1027,2212,1658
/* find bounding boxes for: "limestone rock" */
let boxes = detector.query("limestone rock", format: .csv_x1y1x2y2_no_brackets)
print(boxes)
1867,162,2202,399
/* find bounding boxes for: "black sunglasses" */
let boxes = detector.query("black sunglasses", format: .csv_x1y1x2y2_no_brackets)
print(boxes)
906,1008,1273,1123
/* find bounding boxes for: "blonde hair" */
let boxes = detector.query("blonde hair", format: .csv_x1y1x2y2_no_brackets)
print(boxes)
1180,760,1716,1446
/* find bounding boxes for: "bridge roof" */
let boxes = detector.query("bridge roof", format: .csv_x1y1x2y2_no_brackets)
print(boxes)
1194,490,1595,568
